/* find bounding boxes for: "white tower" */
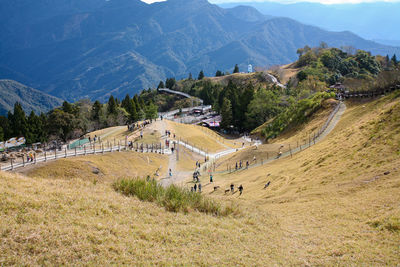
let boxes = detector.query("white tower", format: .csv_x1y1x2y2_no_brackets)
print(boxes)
248,64,253,73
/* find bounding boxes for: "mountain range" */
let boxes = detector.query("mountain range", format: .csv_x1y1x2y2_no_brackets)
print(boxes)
0,80,63,116
218,1,400,46
0,0,399,101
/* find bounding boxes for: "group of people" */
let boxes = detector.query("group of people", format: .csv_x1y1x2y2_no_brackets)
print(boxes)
191,183,202,193
229,183,244,195
26,151,35,162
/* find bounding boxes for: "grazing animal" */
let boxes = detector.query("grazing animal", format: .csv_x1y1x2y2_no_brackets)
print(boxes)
224,189,230,194
264,181,271,189
213,186,220,191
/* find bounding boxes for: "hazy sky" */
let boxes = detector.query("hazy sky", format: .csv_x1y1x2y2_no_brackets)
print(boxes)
141,0,400,4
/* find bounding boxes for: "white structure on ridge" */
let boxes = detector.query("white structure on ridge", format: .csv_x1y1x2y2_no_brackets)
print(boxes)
248,64,253,73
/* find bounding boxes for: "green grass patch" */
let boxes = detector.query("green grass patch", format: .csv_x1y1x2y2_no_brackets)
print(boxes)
113,178,236,216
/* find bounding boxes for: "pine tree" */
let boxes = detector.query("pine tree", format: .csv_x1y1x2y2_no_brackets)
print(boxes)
392,54,398,66
9,102,27,137
92,100,103,121
0,126,3,141
220,98,233,130
26,111,44,144
188,73,193,80
166,77,176,89
128,99,138,123
385,55,390,68
233,64,239,73
0,116,10,140
62,101,74,114
157,81,165,89
198,70,205,80
133,95,140,110
107,95,117,115
215,70,223,77
121,94,131,111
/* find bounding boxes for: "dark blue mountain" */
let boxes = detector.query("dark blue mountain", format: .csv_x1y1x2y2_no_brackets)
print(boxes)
0,0,399,101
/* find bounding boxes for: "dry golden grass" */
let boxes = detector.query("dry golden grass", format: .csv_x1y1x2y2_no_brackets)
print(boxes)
22,151,168,183
269,63,299,85
134,129,161,145
166,120,229,153
87,126,130,142
202,92,400,265
176,146,204,172
0,171,289,266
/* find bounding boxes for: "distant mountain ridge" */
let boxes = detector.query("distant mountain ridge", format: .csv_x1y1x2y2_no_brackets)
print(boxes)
219,1,400,43
0,80,63,116
0,0,399,101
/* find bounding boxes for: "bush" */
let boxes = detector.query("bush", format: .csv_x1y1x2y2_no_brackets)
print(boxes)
113,178,235,216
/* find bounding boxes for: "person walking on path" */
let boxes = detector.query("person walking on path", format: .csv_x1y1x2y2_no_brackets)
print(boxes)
210,174,213,183
169,168,172,177
198,184,202,193
238,184,243,195
230,183,234,193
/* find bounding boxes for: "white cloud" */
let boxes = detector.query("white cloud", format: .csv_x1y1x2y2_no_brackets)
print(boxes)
140,0,166,3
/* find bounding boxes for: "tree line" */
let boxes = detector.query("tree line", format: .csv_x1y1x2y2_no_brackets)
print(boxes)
0,92,158,145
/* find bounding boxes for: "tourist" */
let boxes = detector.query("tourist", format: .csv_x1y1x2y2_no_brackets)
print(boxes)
238,184,243,195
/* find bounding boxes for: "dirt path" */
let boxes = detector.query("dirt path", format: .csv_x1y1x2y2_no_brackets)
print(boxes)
152,120,193,187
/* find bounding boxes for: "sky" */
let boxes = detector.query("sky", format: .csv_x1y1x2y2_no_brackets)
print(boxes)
141,0,400,4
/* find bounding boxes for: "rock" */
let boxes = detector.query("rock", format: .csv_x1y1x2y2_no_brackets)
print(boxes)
92,167,101,175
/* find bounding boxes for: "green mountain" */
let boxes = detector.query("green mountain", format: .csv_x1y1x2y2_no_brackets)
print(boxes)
0,0,399,101
0,80,63,116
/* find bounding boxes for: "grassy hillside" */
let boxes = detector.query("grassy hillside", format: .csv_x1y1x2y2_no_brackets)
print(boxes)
0,80,63,115
203,91,400,264
1,92,399,265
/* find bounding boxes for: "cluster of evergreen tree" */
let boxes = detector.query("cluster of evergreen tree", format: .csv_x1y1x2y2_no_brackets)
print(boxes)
0,92,158,145
195,79,286,131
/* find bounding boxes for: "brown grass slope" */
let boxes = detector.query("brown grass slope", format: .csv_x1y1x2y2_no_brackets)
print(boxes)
0,172,288,265
204,92,400,265
1,93,399,265
21,151,168,183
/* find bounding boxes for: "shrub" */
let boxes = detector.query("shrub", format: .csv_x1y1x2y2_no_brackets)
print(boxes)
262,92,335,140
113,178,235,216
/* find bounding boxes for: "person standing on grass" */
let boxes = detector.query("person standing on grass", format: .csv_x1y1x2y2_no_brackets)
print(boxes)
194,183,197,192
235,162,238,170
230,183,234,193
169,168,172,177
246,161,249,169
198,183,202,193
238,185,243,195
